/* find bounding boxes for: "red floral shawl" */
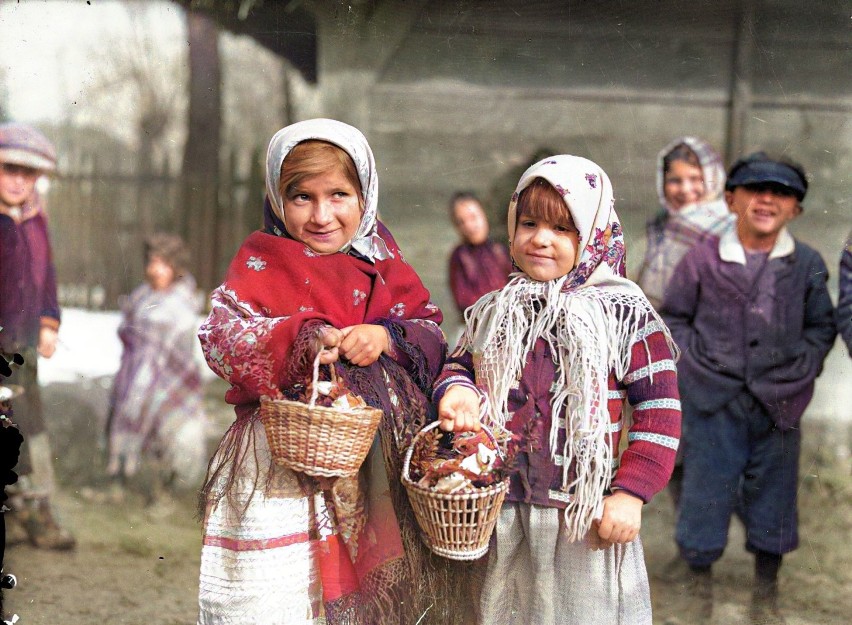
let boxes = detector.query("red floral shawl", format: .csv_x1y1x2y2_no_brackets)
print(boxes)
206,221,442,406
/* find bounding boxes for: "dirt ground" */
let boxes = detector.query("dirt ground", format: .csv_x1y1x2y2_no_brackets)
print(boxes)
3,379,851,625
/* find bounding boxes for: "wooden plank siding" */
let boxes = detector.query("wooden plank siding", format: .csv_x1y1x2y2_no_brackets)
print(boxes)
46,148,265,310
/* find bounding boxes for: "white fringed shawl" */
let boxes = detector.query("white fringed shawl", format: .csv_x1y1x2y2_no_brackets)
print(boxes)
459,155,677,541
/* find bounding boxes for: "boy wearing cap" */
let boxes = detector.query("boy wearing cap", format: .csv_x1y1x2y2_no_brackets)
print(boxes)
661,152,836,624
0,121,75,550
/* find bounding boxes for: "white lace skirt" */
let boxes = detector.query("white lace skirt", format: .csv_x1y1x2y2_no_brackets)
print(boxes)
197,420,328,625
476,502,652,625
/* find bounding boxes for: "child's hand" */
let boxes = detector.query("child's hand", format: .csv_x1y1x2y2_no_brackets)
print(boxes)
438,385,482,432
317,326,344,364
589,490,643,550
37,326,58,359
338,324,390,367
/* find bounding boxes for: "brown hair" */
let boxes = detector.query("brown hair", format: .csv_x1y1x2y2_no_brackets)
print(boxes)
663,143,701,175
515,177,575,230
278,140,362,208
145,232,190,278
448,191,482,221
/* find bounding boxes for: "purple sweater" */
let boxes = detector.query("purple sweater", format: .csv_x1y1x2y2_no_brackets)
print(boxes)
434,320,681,507
448,240,513,318
0,208,60,352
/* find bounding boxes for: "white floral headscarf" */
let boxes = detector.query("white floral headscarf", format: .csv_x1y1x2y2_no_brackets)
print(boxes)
508,154,634,292
464,155,675,541
265,118,391,262
655,136,726,213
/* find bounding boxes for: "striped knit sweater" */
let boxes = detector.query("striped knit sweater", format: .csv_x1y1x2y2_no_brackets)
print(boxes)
433,321,681,507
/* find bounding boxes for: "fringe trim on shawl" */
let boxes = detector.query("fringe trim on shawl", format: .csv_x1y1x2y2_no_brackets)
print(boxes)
460,274,677,541
197,409,273,520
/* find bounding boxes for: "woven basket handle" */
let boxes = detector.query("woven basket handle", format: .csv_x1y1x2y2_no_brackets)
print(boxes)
308,350,338,408
402,400,502,482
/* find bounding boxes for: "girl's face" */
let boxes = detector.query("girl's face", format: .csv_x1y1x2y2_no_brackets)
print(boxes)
453,199,489,245
664,160,705,210
282,166,363,255
0,162,39,207
511,210,580,282
146,254,175,291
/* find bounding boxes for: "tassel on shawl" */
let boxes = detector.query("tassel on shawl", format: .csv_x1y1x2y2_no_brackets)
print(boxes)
460,274,676,541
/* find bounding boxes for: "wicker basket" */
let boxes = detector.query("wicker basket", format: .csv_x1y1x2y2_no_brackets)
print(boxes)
402,421,509,561
260,353,382,477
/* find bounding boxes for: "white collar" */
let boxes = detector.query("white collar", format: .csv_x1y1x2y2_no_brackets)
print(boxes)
719,226,795,265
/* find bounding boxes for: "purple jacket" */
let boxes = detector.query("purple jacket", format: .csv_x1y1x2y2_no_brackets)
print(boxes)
662,228,836,429
448,240,513,318
0,209,60,351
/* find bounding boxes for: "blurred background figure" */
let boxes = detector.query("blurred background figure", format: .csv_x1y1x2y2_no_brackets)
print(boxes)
101,233,207,508
447,191,512,330
0,121,75,551
636,138,734,545
637,137,733,311
838,230,852,357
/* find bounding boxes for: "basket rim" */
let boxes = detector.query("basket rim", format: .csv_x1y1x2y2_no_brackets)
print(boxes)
260,396,382,418
402,474,509,500
402,421,510,499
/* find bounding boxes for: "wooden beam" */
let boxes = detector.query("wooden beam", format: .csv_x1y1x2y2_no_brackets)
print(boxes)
725,0,756,164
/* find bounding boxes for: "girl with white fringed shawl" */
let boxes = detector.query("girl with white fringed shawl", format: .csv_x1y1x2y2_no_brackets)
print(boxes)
433,155,682,625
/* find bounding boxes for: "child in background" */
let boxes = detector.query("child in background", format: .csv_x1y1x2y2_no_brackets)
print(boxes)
662,152,836,624
104,233,207,506
636,138,734,579
0,121,75,550
447,192,513,322
434,155,681,624
637,137,733,310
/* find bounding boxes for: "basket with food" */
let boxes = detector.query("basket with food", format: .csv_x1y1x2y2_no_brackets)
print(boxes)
260,351,382,477
402,419,511,561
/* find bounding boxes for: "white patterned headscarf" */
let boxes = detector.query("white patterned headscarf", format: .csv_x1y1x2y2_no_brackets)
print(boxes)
462,155,676,541
655,136,726,213
265,118,391,261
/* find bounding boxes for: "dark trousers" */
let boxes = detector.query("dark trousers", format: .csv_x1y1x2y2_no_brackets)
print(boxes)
676,393,800,567
4,347,45,476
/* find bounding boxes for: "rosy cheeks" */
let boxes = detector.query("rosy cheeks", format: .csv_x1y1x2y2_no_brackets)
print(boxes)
511,217,579,282
664,161,706,210
282,170,362,254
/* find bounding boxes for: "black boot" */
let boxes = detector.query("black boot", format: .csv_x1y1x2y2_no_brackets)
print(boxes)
750,579,786,624
750,551,786,625
688,565,713,624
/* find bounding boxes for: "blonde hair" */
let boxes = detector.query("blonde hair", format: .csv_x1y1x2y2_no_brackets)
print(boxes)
278,140,362,208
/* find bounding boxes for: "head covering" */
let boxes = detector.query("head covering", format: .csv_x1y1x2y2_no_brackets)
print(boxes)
638,137,733,308
0,122,57,173
264,118,391,261
462,155,676,541
656,136,725,213
725,151,808,202
507,155,630,290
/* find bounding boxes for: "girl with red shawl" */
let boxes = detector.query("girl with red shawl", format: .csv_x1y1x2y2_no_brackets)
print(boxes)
196,119,448,625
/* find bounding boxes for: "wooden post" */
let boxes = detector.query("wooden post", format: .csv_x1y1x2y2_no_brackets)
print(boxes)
725,0,756,165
